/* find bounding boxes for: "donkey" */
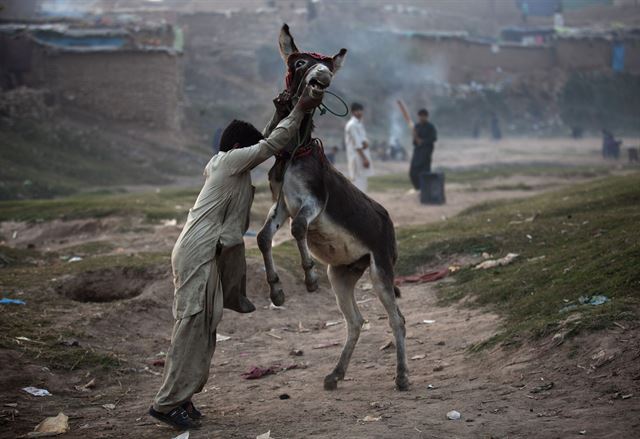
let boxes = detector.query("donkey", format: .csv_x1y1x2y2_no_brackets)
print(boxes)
257,24,409,391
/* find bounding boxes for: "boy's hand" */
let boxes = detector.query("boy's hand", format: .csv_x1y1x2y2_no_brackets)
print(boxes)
295,85,324,113
273,90,291,118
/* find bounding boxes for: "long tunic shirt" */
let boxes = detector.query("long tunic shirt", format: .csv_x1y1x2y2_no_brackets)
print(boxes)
413,121,437,151
344,116,373,189
171,109,303,319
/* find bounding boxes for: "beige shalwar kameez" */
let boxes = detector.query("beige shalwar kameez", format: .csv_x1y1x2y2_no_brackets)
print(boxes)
344,115,373,193
152,109,304,413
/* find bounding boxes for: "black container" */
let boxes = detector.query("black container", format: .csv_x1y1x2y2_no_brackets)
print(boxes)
419,172,445,205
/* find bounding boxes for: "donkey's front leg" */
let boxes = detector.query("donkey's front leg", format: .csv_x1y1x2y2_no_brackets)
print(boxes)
290,203,322,292
257,200,290,306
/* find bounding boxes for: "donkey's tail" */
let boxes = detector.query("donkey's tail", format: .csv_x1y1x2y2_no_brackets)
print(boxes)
393,285,401,298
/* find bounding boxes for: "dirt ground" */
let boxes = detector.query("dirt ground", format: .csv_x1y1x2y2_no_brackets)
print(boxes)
1,137,639,438
2,260,638,439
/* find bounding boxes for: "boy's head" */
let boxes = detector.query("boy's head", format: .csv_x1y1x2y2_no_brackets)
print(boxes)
351,102,364,119
417,108,429,123
219,120,264,153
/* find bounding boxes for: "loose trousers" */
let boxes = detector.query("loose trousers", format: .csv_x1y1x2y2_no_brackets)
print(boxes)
152,259,223,413
409,147,433,190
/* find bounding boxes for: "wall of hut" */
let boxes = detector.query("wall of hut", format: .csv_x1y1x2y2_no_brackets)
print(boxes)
407,34,640,84
30,47,182,130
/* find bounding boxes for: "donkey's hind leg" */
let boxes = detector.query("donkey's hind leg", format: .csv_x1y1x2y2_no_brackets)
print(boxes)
257,200,289,306
371,258,409,391
324,263,366,390
291,203,322,292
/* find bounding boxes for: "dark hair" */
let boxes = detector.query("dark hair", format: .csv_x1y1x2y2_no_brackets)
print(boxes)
219,119,264,152
351,102,364,112
418,108,429,116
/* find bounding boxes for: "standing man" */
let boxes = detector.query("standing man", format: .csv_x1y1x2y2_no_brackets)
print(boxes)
409,108,437,191
490,112,502,140
149,88,323,431
345,102,373,192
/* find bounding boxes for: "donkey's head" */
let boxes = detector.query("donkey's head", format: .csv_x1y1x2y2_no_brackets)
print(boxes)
279,24,347,103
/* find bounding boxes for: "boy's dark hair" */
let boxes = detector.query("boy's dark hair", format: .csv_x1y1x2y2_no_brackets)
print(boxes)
351,102,364,112
219,119,264,152
418,108,429,116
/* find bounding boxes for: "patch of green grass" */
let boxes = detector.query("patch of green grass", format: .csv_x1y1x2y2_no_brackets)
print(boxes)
0,120,202,200
0,188,199,222
395,173,640,346
468,183,535,192
0,332,122,371
61,241,116,256
445,163,612,184
368,163,616,192
0,315,123,370
0,249,168,289
368,174,414,192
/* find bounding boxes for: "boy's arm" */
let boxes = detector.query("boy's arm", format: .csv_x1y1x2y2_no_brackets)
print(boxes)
225,108,305,175
262,111,281,138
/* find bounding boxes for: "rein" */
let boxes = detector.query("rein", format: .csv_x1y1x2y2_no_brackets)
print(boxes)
271,54,348,206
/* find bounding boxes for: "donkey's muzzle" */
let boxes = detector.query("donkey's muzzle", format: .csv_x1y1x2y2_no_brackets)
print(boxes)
305,64,332,98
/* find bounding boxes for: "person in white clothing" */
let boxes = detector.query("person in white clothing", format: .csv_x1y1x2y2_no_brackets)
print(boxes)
344,102,373,192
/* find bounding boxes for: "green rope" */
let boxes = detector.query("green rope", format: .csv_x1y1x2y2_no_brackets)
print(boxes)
318,90,350,118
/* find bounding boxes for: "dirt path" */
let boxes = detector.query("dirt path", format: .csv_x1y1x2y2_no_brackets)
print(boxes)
3,258,637,439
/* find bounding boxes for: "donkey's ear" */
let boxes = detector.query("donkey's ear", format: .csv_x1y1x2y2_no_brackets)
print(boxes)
279,24,299,61
332,48,347,74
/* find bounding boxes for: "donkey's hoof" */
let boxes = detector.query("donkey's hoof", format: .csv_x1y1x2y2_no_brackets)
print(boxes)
271,289,285,306
323,375,339,391
395,376,410,391
305,271,319,292
305,279,319,293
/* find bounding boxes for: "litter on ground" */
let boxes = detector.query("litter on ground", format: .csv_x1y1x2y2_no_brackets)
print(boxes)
74,378,96,392
474,253,519,270
312,341,340,349
0,298,26,305
446,410,461,420
579,295,609,306
22,387,51,397
530,382,554,393
560,295,610,313
241,364,304,380
395,268,449,285
27,412,69,437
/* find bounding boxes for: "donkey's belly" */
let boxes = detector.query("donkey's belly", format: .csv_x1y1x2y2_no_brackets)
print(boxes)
306,213,369,266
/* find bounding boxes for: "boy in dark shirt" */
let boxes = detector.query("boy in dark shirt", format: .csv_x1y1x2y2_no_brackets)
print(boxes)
410,108,437,190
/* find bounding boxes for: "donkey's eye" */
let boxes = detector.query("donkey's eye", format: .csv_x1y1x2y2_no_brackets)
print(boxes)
295,59,306,68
